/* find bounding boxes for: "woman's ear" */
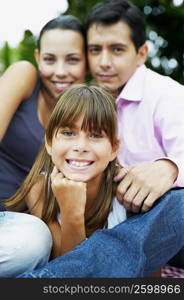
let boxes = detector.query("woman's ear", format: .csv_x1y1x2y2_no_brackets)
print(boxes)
45,135,52,156
34,49,40,66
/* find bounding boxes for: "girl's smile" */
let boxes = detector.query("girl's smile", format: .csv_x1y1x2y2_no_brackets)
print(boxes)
66,159,94,169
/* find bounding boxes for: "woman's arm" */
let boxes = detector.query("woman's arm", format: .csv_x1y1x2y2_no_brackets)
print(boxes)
0,61,37,141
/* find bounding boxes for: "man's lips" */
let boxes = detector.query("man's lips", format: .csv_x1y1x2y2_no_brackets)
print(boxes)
97,74,116,82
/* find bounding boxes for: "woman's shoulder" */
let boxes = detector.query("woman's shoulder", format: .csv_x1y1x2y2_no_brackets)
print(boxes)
8,60,37,72
2,61,38,99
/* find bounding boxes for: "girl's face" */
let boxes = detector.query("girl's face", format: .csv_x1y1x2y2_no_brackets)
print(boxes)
35,28,86,99
46,116,118,186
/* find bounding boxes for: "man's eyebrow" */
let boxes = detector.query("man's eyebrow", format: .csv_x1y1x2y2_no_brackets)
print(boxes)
87,43,127,47
87,44,101,47
110,43,127,47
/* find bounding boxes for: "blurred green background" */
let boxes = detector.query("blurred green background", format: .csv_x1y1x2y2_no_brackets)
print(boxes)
0,0,183,84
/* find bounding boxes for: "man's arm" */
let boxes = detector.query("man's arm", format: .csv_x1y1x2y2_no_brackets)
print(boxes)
115,83,184,213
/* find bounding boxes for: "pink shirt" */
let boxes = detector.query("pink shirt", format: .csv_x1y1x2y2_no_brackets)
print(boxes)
117,64,184,187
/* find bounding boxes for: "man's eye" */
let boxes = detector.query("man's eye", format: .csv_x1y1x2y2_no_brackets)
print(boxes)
113,48,123,52
88,47,100,54
112,48,124,54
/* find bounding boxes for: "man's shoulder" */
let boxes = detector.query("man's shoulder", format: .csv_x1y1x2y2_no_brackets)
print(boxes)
145,66,183,88
144,66,184,99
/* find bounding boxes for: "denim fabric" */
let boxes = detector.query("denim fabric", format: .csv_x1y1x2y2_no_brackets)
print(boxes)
0,212,52,277
17,189,184,278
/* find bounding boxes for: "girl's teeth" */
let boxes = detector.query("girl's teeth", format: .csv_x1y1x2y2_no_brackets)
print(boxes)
69,161,90,167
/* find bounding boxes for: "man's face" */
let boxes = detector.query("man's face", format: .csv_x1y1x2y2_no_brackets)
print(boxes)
87,21,147,94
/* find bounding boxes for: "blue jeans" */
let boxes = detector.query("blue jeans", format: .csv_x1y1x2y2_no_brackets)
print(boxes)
18,189,184,278
0,212,52,277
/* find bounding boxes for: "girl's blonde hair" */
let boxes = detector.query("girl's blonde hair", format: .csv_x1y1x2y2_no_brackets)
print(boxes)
6,84,119,237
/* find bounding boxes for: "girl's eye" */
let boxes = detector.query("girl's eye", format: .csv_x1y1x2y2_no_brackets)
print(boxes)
62,130,74,137
90,132,103,139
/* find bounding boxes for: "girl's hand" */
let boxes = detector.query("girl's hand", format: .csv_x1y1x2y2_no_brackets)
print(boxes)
50,166,87,221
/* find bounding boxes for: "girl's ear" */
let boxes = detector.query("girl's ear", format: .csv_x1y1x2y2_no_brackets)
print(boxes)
45,135,52,156
110,139,120,162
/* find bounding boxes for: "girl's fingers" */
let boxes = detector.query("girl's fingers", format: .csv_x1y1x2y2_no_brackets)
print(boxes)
50,166,64,182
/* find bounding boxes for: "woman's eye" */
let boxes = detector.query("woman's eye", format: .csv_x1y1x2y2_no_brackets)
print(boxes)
68,57,80,63
43,57,55,63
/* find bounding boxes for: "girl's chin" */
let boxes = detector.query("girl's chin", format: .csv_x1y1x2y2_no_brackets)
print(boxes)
64,174,88,182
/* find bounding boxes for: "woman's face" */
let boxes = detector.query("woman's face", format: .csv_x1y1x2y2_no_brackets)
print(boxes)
35,28,86,99
46,116,118,186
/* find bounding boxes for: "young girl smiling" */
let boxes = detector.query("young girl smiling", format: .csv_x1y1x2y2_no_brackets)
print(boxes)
5,84,126,260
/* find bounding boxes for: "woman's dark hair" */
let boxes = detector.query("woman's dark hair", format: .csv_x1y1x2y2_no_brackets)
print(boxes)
37,15,86,51
85,0,146,51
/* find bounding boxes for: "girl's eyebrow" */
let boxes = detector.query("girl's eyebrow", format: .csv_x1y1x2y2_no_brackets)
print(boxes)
60,124,78,129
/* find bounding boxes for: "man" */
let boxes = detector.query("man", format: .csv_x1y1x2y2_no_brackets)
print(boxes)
18,0,184,278
86,0,184,267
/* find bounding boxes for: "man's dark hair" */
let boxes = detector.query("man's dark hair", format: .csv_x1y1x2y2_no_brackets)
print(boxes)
85,0,146,51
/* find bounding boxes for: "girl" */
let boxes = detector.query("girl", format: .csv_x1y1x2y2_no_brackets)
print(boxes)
3,84,126,276
0,15,86,208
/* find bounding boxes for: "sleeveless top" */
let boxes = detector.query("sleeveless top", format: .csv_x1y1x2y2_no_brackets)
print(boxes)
0,77,44,206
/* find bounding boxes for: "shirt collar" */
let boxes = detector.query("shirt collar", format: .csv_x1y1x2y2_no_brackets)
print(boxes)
116,64,147,105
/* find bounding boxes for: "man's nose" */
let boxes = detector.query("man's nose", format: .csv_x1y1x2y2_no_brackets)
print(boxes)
99,50,111,68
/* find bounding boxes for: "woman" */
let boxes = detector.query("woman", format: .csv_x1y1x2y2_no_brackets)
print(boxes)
0,15,86,208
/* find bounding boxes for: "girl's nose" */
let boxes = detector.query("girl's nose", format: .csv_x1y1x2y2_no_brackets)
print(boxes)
73,136,88,153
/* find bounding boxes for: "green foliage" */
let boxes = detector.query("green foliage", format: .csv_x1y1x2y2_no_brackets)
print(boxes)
133,0,184,83
0,42,11,73
16,30,37,67
65,0,100,22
